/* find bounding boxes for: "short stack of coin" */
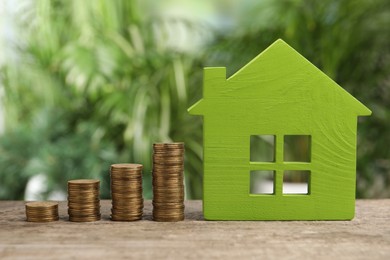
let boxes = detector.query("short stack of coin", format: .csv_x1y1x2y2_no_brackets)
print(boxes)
25,201,59,222
152,142,185,222
68,179,101,222
110,163,144,221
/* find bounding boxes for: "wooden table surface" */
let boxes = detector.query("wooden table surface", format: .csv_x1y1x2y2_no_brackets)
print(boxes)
0,200,389,259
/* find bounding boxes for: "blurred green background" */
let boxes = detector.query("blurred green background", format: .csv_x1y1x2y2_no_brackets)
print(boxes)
0,0,389,200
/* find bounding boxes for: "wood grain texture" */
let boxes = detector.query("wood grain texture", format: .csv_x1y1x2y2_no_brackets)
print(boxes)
188,39,372,220
0,200,389,259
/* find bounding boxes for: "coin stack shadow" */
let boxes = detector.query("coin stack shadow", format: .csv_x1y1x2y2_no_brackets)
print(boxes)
110,164,143,221
25,201,59,222
152,143,185,222
68,179,101,222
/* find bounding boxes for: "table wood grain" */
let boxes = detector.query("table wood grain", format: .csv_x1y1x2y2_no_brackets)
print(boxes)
0,200,389,259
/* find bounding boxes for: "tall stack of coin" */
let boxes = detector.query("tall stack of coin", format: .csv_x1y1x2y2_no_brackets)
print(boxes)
67,179,101,222
110,164,143,221
25,201,59,222
152,143,185,222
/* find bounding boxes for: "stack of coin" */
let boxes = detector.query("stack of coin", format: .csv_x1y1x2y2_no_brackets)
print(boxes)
110,163,144,221
152,142,185,222
68,179,101,222
25,201,59,222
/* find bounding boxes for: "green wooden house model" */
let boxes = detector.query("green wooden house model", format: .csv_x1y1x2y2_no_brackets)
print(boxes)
188,39,371,220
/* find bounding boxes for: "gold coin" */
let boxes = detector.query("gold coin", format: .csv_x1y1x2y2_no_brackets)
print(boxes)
153,199,184,204
111,208,143,214
112,209,143,215
110,183,142,188
67,196,100,200
111,179,142,183
26,207,58,211
153,165,184,170
152,176,184,182
68,201,100,206
68,213,100,218
68,186,99,191
111,188,142,196
67,194,100,198
112,206,143,212
111,163,143,170
25,201,58,208
111,211,143,216
153,149,184,153
110,177,142,183
69,215,101,222
152,186,184,191
111,213,143,219
153,142,184,148
110,215,142,221
111,197,143,202
67,189,99,194
112,202,144,209
152,195,184,200
111,185,142,190
112,198,143,203
153,153,184,158
152,216,184,222
153,210,184,216
153,155,184,160
112,202,143,208
68,207,100,212
110,172,142,176
26,212,58,217
152,188,184,193
111,207,143,212
68,203,100,208
27,217,59,222
111,198,143,203
153,154,184,159
110,190,143,195
152,189,184,194
153,201,184,206
67,188,100,192
68,179,100,185
110,187,142,192
153,162,184,167
153,211,184,217
111,190,142,195
152,173,184,178
67,192,100,197
68,189,100,192
110,175,142,180
153,208,185,212
67,199,100,205
112,211,142,215
153,164,184,168
111,215,143,221
153,211,184,216
153,194,184,201
153,146,184,151
111,167,143,172
152,180,183,185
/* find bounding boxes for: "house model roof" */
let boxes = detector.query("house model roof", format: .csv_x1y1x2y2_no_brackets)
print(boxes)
188,39,371,117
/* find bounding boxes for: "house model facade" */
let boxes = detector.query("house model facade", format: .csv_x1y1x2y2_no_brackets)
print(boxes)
188,39,371,220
